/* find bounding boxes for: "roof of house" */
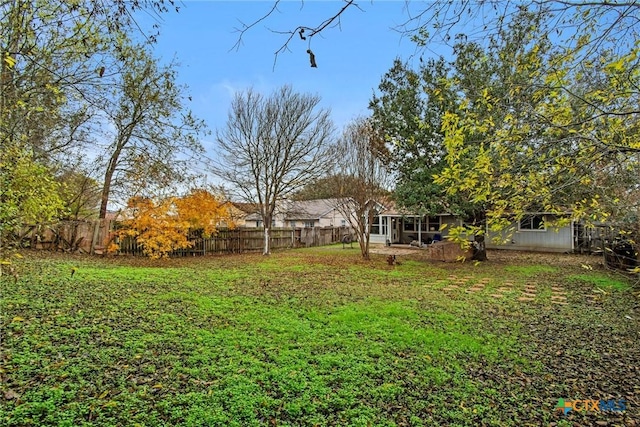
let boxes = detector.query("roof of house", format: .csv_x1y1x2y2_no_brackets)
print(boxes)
375,199,413,217
230,202,259,214
244,198,345,222
284,199,343,221
376,199,456,217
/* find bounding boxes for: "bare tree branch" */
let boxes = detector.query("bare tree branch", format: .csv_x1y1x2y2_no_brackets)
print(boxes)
331,117,392,259
230,0,282,53
212,85,336,255
230,0,360,69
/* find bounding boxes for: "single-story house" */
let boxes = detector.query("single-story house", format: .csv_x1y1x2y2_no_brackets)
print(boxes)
219,202,258,228
243,198,351,229
369,202,577,253
484,212,575,253
368,200,457,245
282,198,351,228
240,196,579,253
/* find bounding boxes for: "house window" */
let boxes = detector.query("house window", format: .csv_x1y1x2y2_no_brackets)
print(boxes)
403,217,416,231
256,219,276,228
304,221,314,228
519,215,545,231
370,216,381,234
419,216,440,232
341,219,347,227
289,221,296,228
370,217,389,235
428,216,440,231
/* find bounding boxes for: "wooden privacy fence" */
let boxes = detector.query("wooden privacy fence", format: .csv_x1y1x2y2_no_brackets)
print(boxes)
118,228,295,255
13,219,115,255
298,227,346,248
15,221,353,256
119,227,353,256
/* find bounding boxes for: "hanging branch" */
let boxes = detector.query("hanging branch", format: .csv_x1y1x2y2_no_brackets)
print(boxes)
230,0,361,69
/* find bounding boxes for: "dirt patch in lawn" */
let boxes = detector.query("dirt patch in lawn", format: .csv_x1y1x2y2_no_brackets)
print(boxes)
369,243,420,256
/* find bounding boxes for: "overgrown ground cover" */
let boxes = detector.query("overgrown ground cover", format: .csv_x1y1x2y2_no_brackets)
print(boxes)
1,246,639,426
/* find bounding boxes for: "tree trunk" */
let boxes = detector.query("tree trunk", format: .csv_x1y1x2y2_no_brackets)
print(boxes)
99,154,118,219
99,122,134,219
357,221,370,260
363,233,370,260
263,226,270,255
360,236,370,260
262,210,273,255
99,101,141,219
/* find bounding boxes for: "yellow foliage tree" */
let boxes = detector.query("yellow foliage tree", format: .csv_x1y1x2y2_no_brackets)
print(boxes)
119,196,189,259
117,189,233,258
175,189,235,237
435,37,640,243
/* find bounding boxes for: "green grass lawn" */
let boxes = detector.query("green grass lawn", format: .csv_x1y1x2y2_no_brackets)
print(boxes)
1,247,638,426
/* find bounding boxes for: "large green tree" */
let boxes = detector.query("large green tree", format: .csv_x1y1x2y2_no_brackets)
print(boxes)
369,57,458,216
0,0,180,249
433,8,640,239
95,41,206,219
0,0,106,245
370,10,554,225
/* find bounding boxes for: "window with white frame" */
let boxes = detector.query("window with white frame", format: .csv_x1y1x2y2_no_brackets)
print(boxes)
381,217,389,236
403,217,416,231
420,216,440,232
304,221,314,228
340,219,347,227
519,215,545,231
370,216,381,234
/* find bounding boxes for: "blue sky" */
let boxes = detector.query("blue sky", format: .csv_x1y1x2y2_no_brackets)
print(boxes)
135,1,436,148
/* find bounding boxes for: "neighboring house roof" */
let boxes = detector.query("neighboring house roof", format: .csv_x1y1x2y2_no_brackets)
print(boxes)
284,198,343,221
231,202,259,215
243,199,347,222
375,199,420,217
244,212,262,221
231,202,261,221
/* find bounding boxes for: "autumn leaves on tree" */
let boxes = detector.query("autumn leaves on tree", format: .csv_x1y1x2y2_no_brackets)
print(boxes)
115,189,233,259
